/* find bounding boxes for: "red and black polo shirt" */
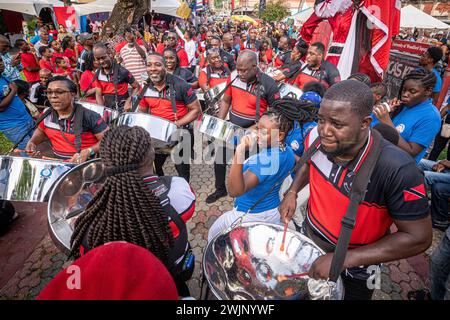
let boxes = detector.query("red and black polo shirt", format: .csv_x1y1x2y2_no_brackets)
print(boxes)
198,66,230,89
224,70,280,128
138,73,197,122
94,64,136,97
304,127,429,251
292,60,341,90
274,50,292,68
38,104,107,159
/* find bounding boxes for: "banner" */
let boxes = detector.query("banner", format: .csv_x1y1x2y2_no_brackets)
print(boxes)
176,1,192,19
384,40,430,99
54,6,79,30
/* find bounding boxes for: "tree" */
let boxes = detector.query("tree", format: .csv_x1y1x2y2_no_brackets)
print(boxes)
103,0,151,36
256,0,290,22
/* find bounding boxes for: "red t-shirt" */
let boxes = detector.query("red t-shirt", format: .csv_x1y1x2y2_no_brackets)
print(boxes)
156,43,165,55
55,67,74,80
64,48,76,64
20,52,40,82
39,59,55,73
176,47,189,67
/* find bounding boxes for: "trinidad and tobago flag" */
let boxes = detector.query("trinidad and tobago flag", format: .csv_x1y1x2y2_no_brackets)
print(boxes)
403,184,426,202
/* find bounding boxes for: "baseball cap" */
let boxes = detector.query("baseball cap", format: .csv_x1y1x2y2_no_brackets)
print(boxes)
37,242,178,300
300,91,322,108
79,32,93,43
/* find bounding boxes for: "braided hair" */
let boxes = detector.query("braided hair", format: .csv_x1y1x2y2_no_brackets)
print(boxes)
69,126,174,266
264,97,318,138
390,67,437,119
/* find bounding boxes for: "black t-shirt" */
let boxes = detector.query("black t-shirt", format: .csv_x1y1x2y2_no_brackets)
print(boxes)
173,67,198,85
220,49,236,71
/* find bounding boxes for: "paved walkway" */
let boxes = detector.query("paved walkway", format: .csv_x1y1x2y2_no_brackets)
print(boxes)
0,141,445,300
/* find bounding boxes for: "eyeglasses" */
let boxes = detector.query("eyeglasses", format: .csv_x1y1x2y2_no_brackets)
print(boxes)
44,89,72,96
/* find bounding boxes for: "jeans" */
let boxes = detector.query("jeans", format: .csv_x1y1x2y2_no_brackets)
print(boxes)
418,159,450,188
1,120,34,150
430,229,450,300
418,160,450,228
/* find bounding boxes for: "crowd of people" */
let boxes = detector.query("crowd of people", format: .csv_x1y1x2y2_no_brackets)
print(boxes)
0,14,449,301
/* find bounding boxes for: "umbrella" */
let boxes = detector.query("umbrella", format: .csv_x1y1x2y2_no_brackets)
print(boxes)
231,15,258,25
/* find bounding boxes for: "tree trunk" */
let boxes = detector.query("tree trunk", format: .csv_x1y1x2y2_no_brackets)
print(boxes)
103,0,150,36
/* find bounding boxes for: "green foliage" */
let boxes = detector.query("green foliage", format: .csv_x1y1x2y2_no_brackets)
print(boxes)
0,133,13,155
257,1,290,22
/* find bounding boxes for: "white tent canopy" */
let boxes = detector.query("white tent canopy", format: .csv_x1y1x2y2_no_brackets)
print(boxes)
0,0,62,16
285,7,313,23
401,5,449,29
73,0,183,18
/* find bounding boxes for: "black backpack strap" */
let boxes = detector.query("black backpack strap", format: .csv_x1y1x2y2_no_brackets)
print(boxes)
255,82,261,122
58,104,84,154
328,129,383,282
206,66,212,87
132,80,151,112
112,62,120,110
168,83,178,119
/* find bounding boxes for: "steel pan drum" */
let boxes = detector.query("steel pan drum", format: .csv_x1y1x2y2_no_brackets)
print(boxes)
196,114,246,147
279,84,303,100
116,112,178,153
48,159,105,254
78,101,119,125
0,155,75,202
203,222,344,300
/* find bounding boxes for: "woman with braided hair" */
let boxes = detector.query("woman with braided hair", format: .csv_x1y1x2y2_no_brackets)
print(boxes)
372,67,441,163
69,125,196,296
208,98,310,241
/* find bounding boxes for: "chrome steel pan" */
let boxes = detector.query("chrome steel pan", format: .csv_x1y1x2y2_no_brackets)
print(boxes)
279,84,304,100
203,222,344,300
196,114,245,146
78,101,119,125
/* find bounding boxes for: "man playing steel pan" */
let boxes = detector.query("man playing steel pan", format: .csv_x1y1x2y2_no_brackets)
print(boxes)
206,50,280,204
25,76,108,163
198,48,231,94
138,53,201,183
279,81,432,300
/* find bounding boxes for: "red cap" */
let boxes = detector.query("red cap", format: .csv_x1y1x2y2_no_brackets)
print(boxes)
37,242,178,300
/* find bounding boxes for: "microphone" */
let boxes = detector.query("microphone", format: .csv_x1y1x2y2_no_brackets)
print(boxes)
7,107,54,155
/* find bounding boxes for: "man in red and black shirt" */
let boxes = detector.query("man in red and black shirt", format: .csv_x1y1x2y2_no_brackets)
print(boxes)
93,43,140,112
206,50,280,203
280,80,432,300
139,53,201,182
25,76,107,163
274,36,291,68
292,42,341,90
166,32,189,68
198,48,231,93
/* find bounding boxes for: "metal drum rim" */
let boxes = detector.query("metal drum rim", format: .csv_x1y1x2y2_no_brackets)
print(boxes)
117,112,178,125
47,158,101,255
0,155,76,166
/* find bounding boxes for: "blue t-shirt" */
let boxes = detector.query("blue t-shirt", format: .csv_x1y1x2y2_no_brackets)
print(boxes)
373,99,440,163
285,121,317,157
432,68,442,93
0,77,33,130
235,146,295,213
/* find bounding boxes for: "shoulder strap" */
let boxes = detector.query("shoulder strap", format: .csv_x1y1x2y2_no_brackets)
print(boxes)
255,82,261,122
81,69,101,98
168,82,178,118
206,66,212,86
112,62,119,109
328,130,383,282
132,80,151,112
58,104,84,154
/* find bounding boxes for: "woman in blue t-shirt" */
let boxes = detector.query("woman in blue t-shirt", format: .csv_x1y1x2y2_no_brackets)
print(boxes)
208,102,300,241
372,68,441,163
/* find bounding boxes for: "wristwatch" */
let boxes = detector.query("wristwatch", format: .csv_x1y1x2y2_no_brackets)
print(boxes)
88,147,95,157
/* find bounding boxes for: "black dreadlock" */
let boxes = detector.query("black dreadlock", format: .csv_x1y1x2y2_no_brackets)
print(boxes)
264,97,318,136
69,126,174,267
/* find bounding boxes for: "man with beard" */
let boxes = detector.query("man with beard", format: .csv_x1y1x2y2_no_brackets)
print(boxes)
206,50,280,203
138,53,201,182
25,76,107,162
93,43,140,112
279,80,432,300
274,36,291,68
222,33,238,60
